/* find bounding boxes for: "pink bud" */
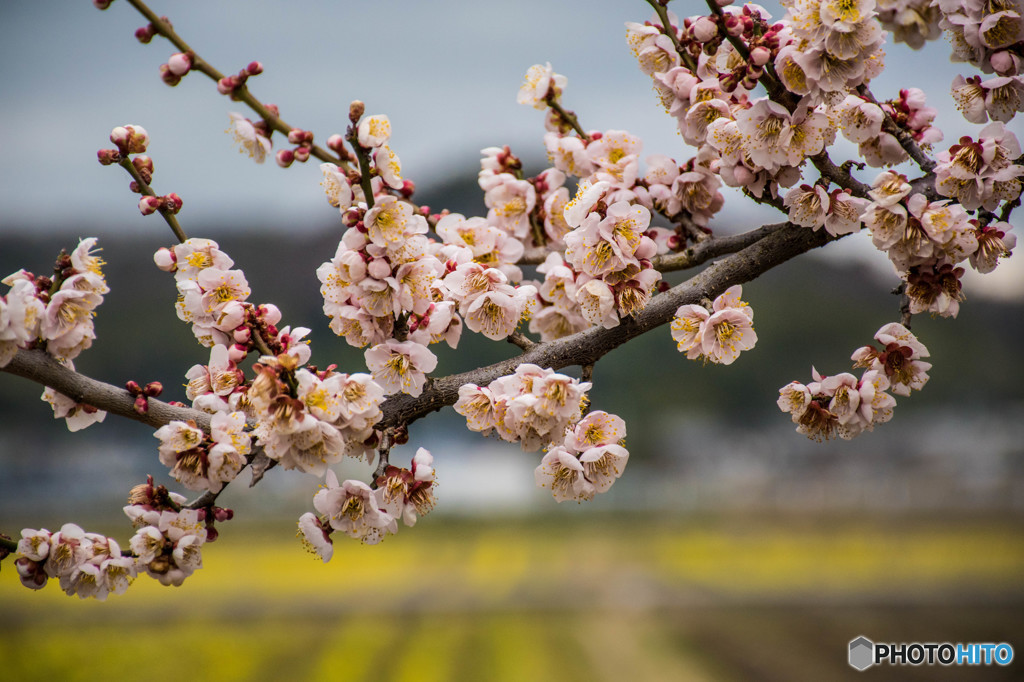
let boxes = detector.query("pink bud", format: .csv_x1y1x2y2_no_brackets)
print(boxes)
159,63,182,87
228,344,248,364
233,327,251,344
143,381,163,397
259,304,282,326
125,380,142,394
139,196,162,216
97,149,120,165
275,149,295,168
133,155,154,183
111,124,149,154
167,52,192,77
162,193,183,214
287,129,306,144
400,179,416,198
135,25,155,43
217,300,245,330
692,16,718,43
153,247,177,272
205,527,219,543
326,134,346,154
217,76,239,95
990,50,1020,76
292,147,310,162
246,61,263,76
724,14,744,36
15,558,47,590
93,0,114,9
368,258,392,279
214,507,233,522
750,46,771,66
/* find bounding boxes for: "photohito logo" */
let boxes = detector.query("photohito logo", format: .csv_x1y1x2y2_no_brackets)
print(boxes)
848,636,1014,671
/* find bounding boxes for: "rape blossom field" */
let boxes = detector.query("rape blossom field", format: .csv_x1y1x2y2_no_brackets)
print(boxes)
3,513,1022,681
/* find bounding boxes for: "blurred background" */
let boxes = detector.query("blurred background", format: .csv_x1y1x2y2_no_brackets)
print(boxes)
1,1,1022,680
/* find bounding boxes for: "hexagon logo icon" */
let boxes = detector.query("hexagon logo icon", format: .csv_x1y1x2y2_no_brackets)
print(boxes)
849,636,875,671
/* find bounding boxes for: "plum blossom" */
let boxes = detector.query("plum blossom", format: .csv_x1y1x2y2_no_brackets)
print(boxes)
357,114,391,148
313,470,395,544
364,339,437,397
227,112,271,163
517,63,567,109
671,286,757,365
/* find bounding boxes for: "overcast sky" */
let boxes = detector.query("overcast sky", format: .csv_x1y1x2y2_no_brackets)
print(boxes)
0,1,1020,295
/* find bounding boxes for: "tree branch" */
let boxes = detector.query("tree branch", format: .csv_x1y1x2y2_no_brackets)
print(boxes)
2,349,211,433
377,221,833,431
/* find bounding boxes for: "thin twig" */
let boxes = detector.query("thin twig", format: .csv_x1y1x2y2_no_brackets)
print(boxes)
125,0,345,169
118,158,187,243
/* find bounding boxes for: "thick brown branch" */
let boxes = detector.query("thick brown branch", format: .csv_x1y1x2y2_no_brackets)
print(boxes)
2,349,211,432
377,221,833,430
652,222,788,272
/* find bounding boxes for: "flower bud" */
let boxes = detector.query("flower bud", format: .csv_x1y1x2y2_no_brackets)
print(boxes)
97,148,120,165
293,146,310,162
259,304,282,326
349,100,365,123
125,380,141,395
162,193,183,214
159,63,182,87
400,179,416,198
990,50,1020,75
750,46,771,66
167,52,192,77
133,155,154,183
143,381,163,397
691,16,718,43
214,507,233,522
133,395,149,414
245,61,263,76
153,247,176,272
139,196,162,216
135,25,156,43
15,558,47,590
217,76,239,95
367,258,392,279
275,149,295,168
233,327,251,344
93,0,114,9
326,134,346,154
228,344,248,364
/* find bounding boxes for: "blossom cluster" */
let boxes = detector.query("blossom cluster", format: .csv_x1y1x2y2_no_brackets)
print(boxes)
1,239,110,430
859,169,1016,317
297,448,436,557
1,238,108,366
938,0,1024,78
778,322,929,440
535,410,629,503
15,524,135,599
671,285,757,365
454,364,592,452
155,236,389,477
154,411,252,493
834,88,942,167
123,483,211,587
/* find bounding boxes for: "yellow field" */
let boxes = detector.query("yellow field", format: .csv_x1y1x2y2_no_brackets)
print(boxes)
2,514,1022,681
